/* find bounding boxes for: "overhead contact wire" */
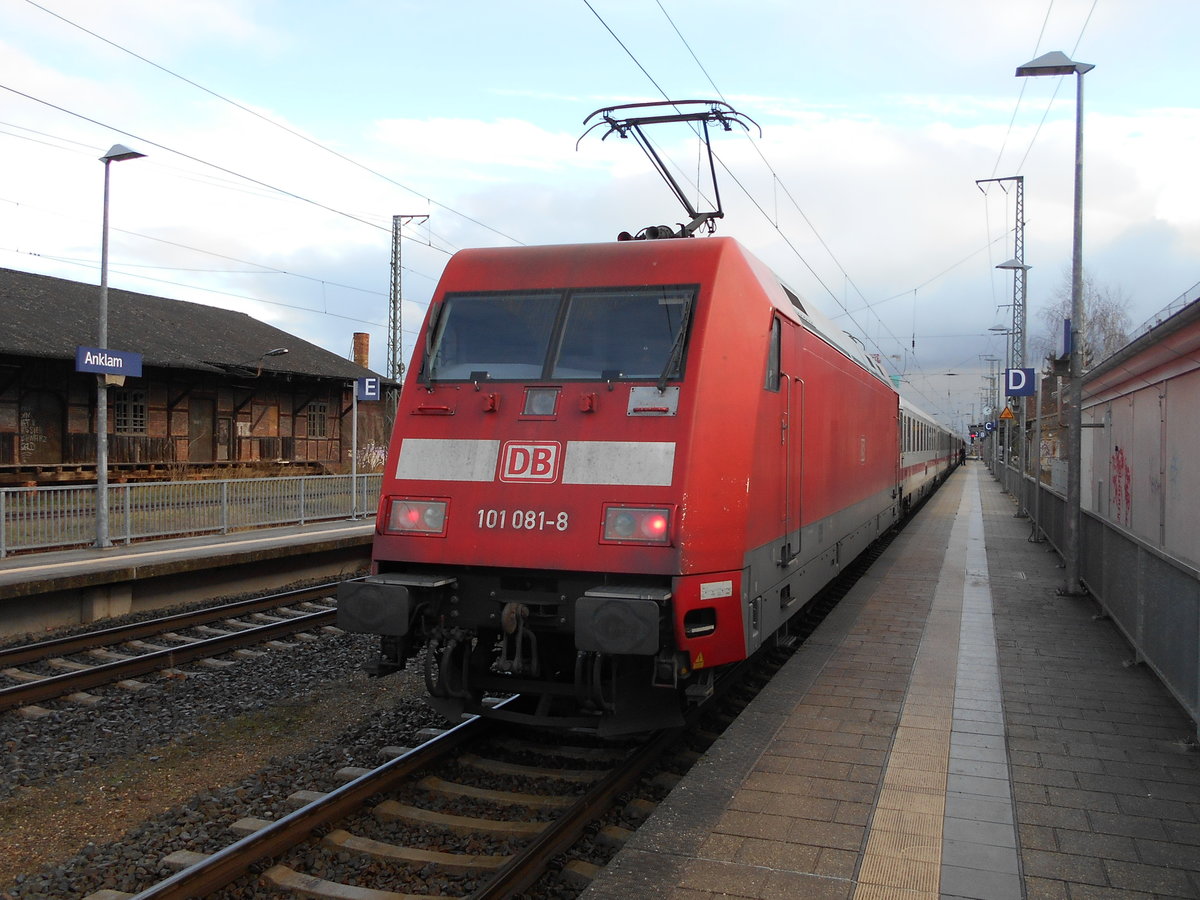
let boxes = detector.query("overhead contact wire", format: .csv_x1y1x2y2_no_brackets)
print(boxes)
22,0,523,248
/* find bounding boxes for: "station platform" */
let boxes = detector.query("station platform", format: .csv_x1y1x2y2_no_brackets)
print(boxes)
585,462,1200,900
0,519,374,636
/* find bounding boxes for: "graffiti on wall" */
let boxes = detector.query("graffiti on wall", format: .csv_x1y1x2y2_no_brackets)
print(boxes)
1111,445,1132,526
18,392,63,463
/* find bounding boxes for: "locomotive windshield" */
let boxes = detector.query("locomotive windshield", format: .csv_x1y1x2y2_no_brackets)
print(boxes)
427,292,558,381
425,285,695,382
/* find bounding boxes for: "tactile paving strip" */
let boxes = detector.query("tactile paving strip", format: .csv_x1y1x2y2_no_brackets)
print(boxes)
853,467,1021,900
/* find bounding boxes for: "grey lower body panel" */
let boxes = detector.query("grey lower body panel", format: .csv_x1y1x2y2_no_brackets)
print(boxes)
741,487,899,654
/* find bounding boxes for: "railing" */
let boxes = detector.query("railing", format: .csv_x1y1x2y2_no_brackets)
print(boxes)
0,474,382,558
1127,285,1200,345
987,461,1200,734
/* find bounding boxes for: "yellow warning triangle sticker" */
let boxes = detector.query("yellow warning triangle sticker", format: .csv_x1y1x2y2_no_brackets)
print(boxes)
999,407,1015,420
694,652,705,669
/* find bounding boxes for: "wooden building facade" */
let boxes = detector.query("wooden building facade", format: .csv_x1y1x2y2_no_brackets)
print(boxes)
0,268,391,484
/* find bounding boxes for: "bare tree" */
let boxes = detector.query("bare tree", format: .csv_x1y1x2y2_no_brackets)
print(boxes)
1030,270,1132,370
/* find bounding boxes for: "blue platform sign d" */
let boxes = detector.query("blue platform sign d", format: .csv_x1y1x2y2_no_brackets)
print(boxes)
76,346,142,377
1005,367,1036,397
356,376,381,401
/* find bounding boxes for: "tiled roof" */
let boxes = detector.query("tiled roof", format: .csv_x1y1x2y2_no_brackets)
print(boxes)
0,267,382,381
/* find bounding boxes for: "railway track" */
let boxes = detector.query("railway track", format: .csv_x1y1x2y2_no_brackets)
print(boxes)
121,522,896,899
91,696,683,899
0,583,341,714
15,510,921,898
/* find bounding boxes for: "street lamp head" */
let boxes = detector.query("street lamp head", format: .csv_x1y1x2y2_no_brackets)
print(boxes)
251,347,289,377
995,257,1031,271
101,144,147,164
1016,51,1094,77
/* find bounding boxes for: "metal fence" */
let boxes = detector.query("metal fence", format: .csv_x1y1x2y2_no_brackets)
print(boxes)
0,474,383,558
989,460,1200,733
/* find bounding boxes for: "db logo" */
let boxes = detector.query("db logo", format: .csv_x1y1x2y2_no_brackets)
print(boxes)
499,442,561,483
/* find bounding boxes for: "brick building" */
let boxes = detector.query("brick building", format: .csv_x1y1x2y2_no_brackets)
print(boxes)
0,268,392,484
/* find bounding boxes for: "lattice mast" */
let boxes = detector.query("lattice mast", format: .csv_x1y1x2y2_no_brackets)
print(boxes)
976,176,1027,371
388,214,429,382
1008,178,1026,370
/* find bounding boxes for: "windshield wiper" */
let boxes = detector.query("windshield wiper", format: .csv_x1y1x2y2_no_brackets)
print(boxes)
418,303,446,386
657,296,693,393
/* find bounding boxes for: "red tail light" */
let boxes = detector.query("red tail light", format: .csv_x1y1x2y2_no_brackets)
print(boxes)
642,513,668,538
384,498,448,536
601,505,673,545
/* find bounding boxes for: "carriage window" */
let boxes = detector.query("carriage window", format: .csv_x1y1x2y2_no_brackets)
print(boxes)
426,292,559,381
553,287,693,380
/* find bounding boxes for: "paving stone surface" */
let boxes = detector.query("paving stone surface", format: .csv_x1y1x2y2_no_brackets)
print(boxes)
581,463,1200,900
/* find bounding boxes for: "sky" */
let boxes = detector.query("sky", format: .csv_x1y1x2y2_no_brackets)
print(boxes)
2,0,1198,433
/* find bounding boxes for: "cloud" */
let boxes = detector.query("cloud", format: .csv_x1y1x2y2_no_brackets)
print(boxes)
5,0,1200,431
371,116,578,177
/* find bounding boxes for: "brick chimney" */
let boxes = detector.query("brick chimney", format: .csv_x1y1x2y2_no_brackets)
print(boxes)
352,332,370,368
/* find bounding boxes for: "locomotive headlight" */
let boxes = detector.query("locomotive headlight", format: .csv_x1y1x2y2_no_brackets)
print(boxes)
385,498,448,536
601,505,673,545
610,511,637,538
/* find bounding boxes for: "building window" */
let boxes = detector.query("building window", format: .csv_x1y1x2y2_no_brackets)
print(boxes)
114,389,147,434
306,401,328,438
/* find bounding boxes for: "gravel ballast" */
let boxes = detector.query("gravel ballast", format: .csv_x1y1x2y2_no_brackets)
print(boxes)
0,622,443,898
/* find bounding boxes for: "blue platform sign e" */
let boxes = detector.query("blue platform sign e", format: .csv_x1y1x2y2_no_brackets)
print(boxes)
76,346,142,377
357,376,381,401
1005,367,1036,397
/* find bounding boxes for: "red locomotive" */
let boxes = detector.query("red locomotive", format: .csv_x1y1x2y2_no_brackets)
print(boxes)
339,235,960,733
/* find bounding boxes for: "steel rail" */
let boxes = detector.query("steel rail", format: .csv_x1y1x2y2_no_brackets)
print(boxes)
0,582,340,668
0,607,336,712
127,707,504,899
475,724,682,899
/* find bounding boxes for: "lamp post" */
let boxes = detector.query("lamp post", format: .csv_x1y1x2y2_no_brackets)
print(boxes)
981,355,1001,473
95,144,146,549
1016,50,1093,595
987,326,1015,482
996,258,1032,517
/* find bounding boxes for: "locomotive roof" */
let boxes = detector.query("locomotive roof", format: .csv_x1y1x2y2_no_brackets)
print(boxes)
0,266,382,381
442,236,896,391
772,279,894,389
707,237,896,390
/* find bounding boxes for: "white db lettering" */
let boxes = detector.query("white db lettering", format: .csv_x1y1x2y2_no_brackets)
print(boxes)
500,442,560,483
